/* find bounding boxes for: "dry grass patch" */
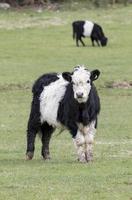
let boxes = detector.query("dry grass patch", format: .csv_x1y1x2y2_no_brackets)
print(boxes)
0,16,66,30
0,83,31,91
105,81,132,89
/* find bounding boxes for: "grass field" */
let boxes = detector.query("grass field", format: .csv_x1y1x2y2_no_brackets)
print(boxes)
0,5,132,200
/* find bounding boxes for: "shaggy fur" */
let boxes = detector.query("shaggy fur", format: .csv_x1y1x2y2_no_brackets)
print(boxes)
57,84,100,137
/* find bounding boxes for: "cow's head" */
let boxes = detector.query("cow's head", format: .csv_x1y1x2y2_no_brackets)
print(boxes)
101,37,108,46
62,65,100,103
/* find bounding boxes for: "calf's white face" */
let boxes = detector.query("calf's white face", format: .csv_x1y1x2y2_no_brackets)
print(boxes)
62,66,100,103
72,68,91,103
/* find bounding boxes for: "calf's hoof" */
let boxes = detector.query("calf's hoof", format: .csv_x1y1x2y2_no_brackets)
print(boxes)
77,154,87,163
85,152,93,163
42,153,51,160
43,156,51,160
26,152,34,160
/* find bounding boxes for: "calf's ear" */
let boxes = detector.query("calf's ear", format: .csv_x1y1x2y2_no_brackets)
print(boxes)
90,69,100,81
62,72,72,82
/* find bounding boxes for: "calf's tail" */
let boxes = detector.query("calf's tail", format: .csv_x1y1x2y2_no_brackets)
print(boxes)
72,23,76,40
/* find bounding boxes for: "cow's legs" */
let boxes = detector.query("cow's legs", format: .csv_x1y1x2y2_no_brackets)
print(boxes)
91,35,100,47
76,35,85,47
84,122,96,162
26,129,37,160
73,130,86,163
79,37,85,47
85,134,94,162
41,123,55,160
76,36,79,47
73,122,96,163
26,98,41,160
91,37,95,46
95,39,100,46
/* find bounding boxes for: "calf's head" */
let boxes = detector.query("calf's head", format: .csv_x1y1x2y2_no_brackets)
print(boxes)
101,37,108,46
62,66,100,103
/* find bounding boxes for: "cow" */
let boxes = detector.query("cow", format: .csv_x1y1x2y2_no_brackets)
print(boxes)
26,65,100,163
72,20,108,47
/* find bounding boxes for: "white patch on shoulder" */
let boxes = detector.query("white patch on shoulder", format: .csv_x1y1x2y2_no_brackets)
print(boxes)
39,75,68,127
83,21,94,37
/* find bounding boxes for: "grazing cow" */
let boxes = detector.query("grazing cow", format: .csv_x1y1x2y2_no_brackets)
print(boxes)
72,20,108,47
26,65,100,163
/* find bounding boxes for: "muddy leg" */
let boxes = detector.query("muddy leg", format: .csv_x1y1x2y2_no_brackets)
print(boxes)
84,122,96,162
73,130,86,163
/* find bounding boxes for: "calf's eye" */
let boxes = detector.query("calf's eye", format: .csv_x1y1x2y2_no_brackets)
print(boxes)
87,80,90,83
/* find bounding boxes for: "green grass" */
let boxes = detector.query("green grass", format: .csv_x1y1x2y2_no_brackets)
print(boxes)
0,5,132,200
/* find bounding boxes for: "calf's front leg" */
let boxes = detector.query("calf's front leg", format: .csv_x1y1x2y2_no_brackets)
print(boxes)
73,130,86,163
84,122,96,162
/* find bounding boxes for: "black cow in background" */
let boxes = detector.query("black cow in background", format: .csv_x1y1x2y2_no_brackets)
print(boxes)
72,20,108,47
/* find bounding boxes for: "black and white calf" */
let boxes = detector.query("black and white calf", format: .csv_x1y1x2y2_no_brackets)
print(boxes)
72,20,108,47
26,65,100,163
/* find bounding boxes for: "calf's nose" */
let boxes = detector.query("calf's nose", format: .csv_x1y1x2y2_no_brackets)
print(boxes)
76,92,83,99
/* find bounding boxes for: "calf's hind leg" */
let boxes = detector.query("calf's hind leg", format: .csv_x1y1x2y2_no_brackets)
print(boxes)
76,35,85,47
41,123,55,160
26,98,41,160
26,122,40,160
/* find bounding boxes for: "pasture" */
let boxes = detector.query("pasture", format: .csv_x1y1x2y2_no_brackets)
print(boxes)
0,5,132,200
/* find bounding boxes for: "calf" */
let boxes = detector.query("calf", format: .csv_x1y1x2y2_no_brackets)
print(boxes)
72,20,108,47
26,65,100,163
